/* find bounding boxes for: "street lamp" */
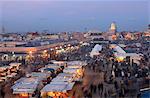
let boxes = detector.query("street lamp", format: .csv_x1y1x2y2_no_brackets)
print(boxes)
68,44,71,47
29,51,33,55
42,50,48,57
55,47,58,50
43,50,47,53
60,46,62,49
25,51,34,63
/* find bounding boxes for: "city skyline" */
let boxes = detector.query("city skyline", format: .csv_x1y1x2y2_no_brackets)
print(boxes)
0,0,149,33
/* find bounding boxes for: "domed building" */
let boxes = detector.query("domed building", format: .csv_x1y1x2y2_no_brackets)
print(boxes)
106,22,118,40
109,22,117,34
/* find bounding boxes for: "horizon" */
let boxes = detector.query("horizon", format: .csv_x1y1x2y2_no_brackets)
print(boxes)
0,0,149,33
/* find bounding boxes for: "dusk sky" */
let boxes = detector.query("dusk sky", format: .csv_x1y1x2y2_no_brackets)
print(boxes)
0,0,149,33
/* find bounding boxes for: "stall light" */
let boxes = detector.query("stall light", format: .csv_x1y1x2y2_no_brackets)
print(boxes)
20,93,28,97
12,54,16,57
55,47,58,50
29,51,32,54
57,92,61,96
80,41,83,44
47,92,55,97
43,50,47,53
61,48,64,51
50,48,53,51
60,46,62,48
71,46,74,49
116,56,125,62
68,44,71,47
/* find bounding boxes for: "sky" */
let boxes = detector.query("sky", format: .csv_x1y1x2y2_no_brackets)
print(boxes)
0,0,149,33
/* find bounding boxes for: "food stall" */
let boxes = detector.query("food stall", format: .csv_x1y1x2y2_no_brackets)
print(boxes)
11,77,39,98
41,81,75,98
6,73,17,78
57,73,74,79
66,61,87,66
52,75,73,82
0,63,21,82
9,63,21,73
39,67,55,73
63,67,84,80
50,60,66,66
46,64,63,73
26,72,51,84
0,66,9,81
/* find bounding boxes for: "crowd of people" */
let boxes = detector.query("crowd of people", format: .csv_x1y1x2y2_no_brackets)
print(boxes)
80,44,149,98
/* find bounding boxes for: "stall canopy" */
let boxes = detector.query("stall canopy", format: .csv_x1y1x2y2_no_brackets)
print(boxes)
66,61,87,66
63,68,78,74
52,76,73,82
90,44,102,58
11,77,39,94
113,46,126,53
9,63,21,67
26,72,50,81
50,60,66,66
57,73,74,78
41,82,75,92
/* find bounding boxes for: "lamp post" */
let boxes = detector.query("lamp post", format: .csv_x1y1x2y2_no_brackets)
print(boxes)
25,51,34,73
42,50,49,64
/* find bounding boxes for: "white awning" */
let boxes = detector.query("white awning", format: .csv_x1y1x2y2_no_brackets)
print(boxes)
90,44,102,58
41,82,75,92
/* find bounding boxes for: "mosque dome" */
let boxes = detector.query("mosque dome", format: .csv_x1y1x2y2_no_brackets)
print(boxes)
110,22,117,30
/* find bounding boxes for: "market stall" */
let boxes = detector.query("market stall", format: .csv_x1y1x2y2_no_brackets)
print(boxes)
66,61,87,66
0,66,9,81
26,72,51,83
52,75,73,82
63,67,84,79
41,82,75,98
11,77,39,98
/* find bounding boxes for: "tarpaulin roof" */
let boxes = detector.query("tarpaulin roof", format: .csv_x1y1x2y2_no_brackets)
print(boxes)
90,44,102,58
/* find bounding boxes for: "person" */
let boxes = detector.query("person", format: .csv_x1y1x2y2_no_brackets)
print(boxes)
104,88,107,98
100,83,103,96
90,84,93,93
114,81,118,90
98,83,101,92
137,93,141,98
112,70,115,78
83,90,88,98
71,91,76,98
1,88,5,98
93,85,97,93
120,81,125,98
87,91,92,98
121,70,125,79
127,72,131,78
120,87,125,98
38,91,41,98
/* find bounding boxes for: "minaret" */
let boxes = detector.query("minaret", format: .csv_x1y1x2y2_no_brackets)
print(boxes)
2,25,5,34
